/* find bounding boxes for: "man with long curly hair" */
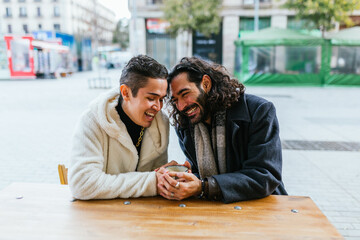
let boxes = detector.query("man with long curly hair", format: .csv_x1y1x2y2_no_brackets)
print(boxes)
157,57,287,203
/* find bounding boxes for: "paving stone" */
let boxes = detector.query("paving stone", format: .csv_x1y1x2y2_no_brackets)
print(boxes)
339,229,360,238
333,223,355,230
353,223,360,229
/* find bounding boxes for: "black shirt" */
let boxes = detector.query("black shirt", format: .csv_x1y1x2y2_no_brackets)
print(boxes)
116,101,144,155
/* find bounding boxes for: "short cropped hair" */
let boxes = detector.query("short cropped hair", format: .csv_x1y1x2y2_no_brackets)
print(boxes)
120,55,168,98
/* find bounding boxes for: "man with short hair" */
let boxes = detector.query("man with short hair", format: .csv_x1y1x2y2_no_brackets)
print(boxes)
69,55,170,200
157,57,287,203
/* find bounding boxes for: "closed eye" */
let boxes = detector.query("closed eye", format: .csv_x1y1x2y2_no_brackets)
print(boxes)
182,92,189,97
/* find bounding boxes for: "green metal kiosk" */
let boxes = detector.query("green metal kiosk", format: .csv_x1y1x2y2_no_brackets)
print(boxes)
325,27,360,85
234,28,327,86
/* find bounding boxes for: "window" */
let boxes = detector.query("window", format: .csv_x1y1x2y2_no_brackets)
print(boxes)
287,17,316,30
18,0,25,2
3,0,11,2
38,24,42,29
8,24,12,33
54,6,60,17
146,0,163,4
285,46,320,74
240,17,271,31
5,7,12,17
19,7,27,17
244,46,321,75
10,39,31,72
243,0,271,4
54,24,60,31
331,46,360,74
23,24,28,33
36,7,41,17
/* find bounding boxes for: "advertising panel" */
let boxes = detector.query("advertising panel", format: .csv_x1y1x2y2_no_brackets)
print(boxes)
4,35,36,79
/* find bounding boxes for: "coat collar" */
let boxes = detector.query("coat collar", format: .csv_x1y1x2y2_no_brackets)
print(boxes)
91,88,169,161
227,94,251,123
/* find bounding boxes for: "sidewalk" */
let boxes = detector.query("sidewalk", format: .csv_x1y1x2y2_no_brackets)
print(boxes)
247,86,360,240
0,71,359,239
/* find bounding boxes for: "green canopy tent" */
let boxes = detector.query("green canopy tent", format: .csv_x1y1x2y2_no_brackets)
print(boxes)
234,28,328,86
325,27,360,85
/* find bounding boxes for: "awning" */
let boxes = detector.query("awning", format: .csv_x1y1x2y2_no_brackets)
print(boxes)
32,40,69,52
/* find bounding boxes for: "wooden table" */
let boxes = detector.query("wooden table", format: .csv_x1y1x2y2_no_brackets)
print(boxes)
0,183,343,239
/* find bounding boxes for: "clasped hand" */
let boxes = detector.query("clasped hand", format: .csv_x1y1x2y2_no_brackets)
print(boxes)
155,161,202,201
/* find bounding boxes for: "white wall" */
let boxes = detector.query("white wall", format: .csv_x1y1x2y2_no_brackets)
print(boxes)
223,16,239,75
129,17,146,55
271,15,287,29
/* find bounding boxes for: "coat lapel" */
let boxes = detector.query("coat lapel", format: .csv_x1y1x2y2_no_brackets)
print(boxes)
225,94,251,171
137,112,169,170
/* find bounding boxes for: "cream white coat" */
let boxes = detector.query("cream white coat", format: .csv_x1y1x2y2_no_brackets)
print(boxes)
69,88,169,200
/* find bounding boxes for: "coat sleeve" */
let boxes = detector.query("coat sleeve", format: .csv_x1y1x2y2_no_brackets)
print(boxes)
68,112,158,200
214,101,284,203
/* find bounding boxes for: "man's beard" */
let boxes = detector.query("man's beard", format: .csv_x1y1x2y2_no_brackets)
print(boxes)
180,90,210,125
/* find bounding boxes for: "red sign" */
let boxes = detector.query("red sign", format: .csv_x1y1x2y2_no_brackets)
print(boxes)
146,18,170,34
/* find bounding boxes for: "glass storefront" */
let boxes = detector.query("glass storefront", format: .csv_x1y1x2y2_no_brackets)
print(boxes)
192,29,222,64
146,18,176,69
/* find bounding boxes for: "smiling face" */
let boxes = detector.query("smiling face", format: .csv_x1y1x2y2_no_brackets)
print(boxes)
170,72,211,125
121,77,168,128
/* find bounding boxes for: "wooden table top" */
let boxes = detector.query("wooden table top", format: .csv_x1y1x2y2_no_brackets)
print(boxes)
0,183,343,240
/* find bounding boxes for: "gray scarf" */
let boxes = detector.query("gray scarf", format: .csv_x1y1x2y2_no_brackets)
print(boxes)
192,111,226,179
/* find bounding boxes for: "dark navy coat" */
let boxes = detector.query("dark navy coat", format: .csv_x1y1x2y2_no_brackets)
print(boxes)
176,94,287,203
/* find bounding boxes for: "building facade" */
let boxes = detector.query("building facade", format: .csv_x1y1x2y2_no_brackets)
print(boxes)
128,0,360,73
1,0,116,45
1,0,116,73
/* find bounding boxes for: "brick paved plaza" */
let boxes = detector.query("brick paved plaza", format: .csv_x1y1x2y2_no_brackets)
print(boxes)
0,69,359,239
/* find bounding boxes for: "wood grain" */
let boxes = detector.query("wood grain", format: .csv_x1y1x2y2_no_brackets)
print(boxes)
0,183,343,240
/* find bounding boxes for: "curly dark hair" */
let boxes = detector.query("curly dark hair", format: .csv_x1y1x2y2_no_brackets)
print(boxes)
119,55,168,99
167,57,245,127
